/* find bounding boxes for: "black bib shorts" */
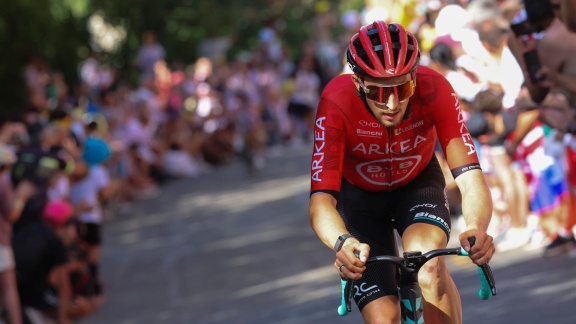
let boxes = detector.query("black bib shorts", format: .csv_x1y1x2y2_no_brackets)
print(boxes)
336,155,452,310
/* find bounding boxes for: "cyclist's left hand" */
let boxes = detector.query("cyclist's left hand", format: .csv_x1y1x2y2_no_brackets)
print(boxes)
459,229,495,266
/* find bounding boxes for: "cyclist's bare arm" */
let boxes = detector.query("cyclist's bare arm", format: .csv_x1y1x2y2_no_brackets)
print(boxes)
453,169,495,265
309,192,369,279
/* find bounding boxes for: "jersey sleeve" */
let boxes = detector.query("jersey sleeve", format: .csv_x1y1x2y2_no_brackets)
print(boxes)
432,77,480,177
310,96,346,194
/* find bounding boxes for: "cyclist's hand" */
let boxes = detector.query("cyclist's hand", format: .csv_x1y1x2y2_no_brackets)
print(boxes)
334,238,369,280
459,230,495,266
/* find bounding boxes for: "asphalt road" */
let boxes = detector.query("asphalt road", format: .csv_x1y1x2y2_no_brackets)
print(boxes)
79,145,576,324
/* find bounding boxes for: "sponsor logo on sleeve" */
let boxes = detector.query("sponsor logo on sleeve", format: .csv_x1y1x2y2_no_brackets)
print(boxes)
453,93,476,155
312,117,326,182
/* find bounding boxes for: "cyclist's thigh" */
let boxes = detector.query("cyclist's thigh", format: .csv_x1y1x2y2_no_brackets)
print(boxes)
361,295,401,323
337,178,398,311
394,155,452,242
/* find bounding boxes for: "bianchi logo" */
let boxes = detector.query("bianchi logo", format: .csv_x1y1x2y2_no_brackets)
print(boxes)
356,155,422,186
356,129,383,138
413,212,450,234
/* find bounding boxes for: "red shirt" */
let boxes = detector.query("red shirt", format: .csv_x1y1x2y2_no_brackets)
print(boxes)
310,66,479,193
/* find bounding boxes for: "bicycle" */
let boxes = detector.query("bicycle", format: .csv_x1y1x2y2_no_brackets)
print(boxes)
337,238,497,323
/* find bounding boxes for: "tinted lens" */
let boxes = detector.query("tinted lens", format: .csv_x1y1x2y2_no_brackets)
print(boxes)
364,80,415,103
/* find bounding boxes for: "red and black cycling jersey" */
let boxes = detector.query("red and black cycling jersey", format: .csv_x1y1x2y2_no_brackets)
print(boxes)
310,65,480,194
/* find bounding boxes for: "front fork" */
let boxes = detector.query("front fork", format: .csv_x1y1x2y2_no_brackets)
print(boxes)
399,251,424,324
399,283,424,324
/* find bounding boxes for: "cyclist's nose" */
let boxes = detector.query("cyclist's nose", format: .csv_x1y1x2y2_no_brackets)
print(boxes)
385,93,399,109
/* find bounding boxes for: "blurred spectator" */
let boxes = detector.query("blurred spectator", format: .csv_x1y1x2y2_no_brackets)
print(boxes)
521,0,576,133
0,144,33,324
456,6,531,249
43,200,103,321
286,55,321,146
258,19,283,63
11,194,71,324
135,31,166,78
509,0,576,255
69,138,113,298
23,56,50,112
428,42,484,105
10,125,69,235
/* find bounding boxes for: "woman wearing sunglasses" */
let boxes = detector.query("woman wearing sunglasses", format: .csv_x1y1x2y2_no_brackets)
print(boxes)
308,20,495,323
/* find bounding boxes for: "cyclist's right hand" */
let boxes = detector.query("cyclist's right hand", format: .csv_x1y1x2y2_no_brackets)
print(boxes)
334,238,370,280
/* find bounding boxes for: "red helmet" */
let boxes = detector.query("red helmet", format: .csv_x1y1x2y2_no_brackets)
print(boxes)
347,21,420,78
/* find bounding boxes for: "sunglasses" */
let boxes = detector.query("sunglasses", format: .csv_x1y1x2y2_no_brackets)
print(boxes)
358,78,415,103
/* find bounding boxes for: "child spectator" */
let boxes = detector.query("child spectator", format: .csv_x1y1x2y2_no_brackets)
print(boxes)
43,200,104,321
69,138,113,299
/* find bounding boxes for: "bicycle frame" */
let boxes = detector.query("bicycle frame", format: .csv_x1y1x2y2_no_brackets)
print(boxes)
338,246,497,323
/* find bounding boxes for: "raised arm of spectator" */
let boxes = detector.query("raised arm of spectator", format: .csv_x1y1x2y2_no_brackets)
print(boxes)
562,0,576,32
506,109,540,156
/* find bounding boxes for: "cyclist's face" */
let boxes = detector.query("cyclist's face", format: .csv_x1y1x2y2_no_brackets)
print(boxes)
352,73,415,128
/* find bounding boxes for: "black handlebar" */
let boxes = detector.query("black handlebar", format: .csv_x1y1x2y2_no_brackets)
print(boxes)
338,239,497,316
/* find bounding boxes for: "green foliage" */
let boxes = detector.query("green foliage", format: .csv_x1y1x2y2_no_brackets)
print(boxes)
0,0,359,117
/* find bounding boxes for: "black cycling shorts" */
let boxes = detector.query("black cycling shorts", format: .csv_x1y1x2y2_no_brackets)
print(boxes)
336,155,451,311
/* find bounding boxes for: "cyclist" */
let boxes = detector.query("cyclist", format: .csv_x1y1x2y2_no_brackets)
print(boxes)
308,20,495,323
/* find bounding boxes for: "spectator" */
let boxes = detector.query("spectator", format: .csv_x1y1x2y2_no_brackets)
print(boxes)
69,137,113,299
286,55,321,146
0,144,35,324
522,0,576,133
457,11,532,250
43,200,104,320
135,31,166,78
11,192,71,324
509,0,576,255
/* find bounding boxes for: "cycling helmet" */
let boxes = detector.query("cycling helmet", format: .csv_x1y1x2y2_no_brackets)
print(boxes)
347,21,420,78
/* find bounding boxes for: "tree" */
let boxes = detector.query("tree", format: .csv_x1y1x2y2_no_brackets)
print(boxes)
0,0,361,118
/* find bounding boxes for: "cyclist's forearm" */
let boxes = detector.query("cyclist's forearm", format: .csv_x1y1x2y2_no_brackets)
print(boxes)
455,170,493,232
309,193,348,250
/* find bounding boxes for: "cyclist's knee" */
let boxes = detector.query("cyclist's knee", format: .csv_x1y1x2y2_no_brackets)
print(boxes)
361,297,400,324
403,223,447,252
417,257,448,292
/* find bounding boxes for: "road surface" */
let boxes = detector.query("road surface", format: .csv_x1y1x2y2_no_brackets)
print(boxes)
79,145,576,324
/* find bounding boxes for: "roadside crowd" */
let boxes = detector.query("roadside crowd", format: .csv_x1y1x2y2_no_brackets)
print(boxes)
1,0,576,323
416,0,576,258
0,12,344,324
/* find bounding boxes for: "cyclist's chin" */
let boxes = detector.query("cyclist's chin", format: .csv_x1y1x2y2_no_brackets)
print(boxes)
377,113,403,127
